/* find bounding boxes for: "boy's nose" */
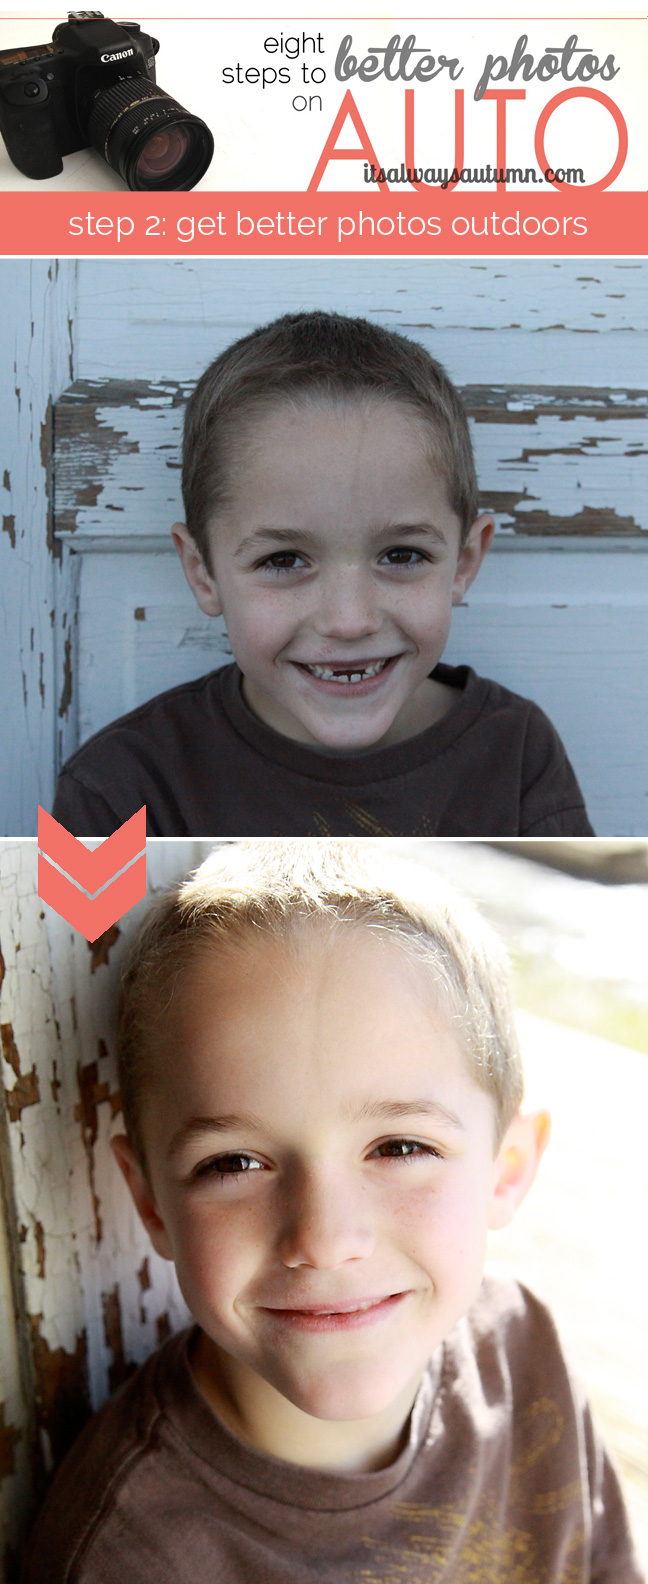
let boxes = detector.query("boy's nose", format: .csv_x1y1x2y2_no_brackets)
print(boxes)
313,566,383,642
277,1171,375,1270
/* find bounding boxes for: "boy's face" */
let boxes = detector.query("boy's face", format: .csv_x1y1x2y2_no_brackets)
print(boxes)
174,399,493,752
115,926,540,1468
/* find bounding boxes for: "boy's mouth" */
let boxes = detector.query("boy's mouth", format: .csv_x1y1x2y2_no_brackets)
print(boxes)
261,1292,407,1331
296,656,397,687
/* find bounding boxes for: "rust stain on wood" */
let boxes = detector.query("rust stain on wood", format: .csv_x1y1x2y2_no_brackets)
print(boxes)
464,384,647,425
1,1023,21,1078
481,497,641,535
75,1061,122,1242
0,1403,21,1481
2,514,15,548
156,1312,171,1346
138,1257,151,1324
53,391,141,534
88,925,121,972
5,1067,40,1123
58,632,73,718
75,1060,110,1243
40,395,61,563
509,442,603,461
102,1285,136,1393
75,1062,109,1148
33,1219,45,1280
30,1316,90,1467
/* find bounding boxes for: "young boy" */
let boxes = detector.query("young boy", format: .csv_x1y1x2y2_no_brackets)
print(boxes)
51,312,594,837
26,839,640,1582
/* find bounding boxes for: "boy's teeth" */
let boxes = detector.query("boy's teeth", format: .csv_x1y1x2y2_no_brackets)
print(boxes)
305,660,388,683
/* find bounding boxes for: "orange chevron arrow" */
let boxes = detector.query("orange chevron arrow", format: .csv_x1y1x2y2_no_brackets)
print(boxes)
37,806,146,941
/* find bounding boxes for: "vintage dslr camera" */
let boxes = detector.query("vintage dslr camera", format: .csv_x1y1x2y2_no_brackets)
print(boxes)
0,11,214,190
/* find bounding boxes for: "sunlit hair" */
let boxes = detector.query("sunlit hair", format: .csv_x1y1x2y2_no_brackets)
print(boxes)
181,311,480,572
117,841,523,1167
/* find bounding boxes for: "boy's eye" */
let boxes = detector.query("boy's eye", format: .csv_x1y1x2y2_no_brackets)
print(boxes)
258,550,305,572
194,1152,263,1182
379,547,427,567
371,1138,442,1162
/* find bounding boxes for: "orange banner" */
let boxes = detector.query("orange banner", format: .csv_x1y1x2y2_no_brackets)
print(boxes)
3,191,646,256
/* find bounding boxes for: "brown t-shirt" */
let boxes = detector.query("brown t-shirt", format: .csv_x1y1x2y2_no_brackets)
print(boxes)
51,663,594,837
24,1278,641,1584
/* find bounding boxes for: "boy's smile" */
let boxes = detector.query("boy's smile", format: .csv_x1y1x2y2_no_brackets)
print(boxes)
173,399,493,752
114,922,541,1473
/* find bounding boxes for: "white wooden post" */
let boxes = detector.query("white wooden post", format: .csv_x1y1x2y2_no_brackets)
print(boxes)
0,840,199,1573
0,261,78,838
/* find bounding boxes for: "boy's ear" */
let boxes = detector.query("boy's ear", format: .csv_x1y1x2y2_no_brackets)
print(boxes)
452,512,495,606
171,521,223,618
111,1134,174,1261
488,1109,551,1231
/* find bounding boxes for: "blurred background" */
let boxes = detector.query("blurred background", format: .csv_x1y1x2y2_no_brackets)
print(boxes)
400,838,648,1572
0,836,646,1578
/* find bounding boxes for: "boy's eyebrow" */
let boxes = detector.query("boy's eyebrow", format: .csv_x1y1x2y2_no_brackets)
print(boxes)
167,1113,261,1159
232,523,449,558
167,1098,465,1159
346,1097,466,1130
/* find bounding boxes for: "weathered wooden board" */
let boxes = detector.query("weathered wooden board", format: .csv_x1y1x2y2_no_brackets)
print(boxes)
0,260,79,840
53,376,648,544
0,840,197,1573
0,1099,33,1582
75,258,648,387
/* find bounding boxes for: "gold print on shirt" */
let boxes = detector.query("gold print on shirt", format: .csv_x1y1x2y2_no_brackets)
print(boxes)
311,803,440,837
355,1502,585,1584
353,1397,585,1584
509,1396,565,1498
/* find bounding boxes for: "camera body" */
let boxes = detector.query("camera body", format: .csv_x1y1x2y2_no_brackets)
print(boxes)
0,14,160,179
0,12,213,189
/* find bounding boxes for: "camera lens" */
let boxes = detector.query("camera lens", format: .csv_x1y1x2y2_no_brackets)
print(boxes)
135,126,190,182
87,75,213,191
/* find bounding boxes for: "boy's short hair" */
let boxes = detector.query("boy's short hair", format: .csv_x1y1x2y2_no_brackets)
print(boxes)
117,840,523,1168
181,312,480,570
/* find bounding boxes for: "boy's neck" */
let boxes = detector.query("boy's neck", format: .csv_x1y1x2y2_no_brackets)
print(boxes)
241,673,459,756
190,1330,424,1474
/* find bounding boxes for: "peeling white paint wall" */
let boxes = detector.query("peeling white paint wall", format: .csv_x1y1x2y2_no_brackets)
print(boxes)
0,840,200,1575
0,261,78,838
74,258,648,386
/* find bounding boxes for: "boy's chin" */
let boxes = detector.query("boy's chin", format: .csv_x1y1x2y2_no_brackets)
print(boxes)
276,1361,417,1424
271,695,408,754
242,671,413,753
298,713,401,754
